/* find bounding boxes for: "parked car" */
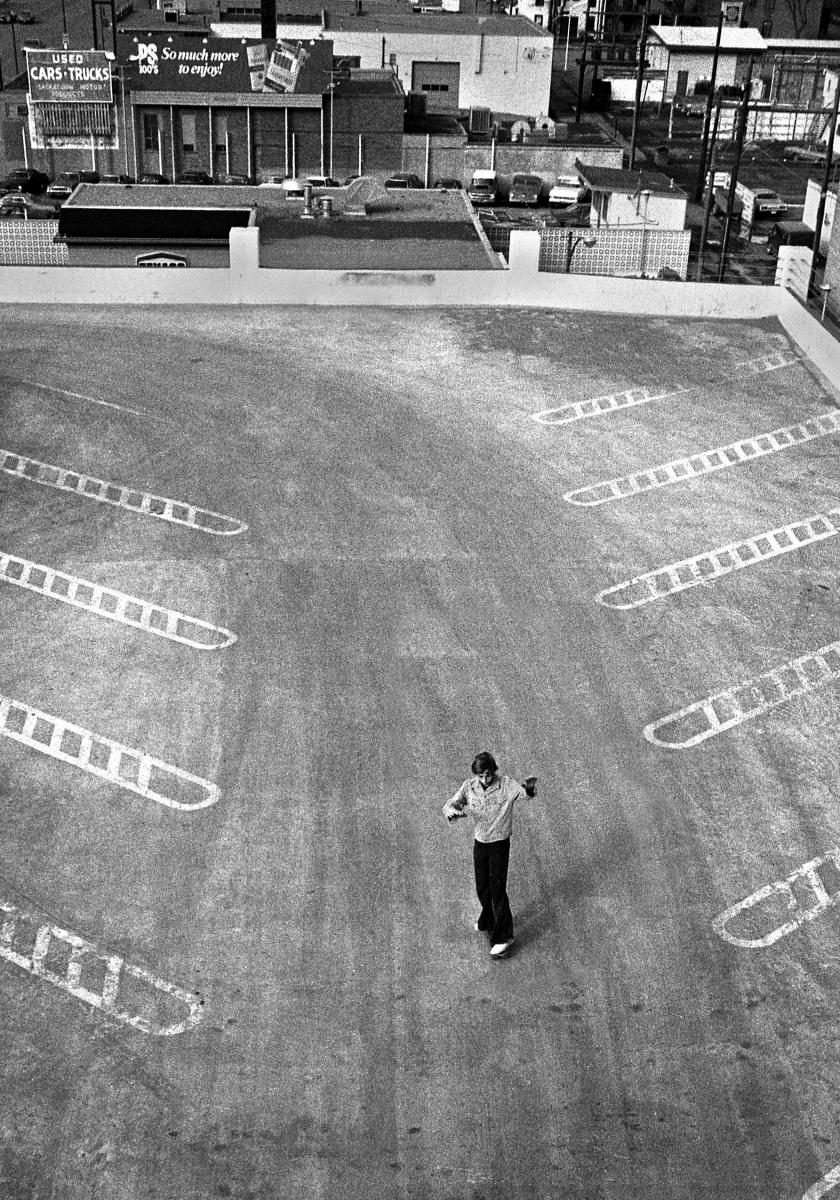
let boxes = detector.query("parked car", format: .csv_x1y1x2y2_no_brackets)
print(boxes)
753,188,786,219
46,170,100,200
384,172,423,189
508,173,543,206
433,177,462,190
175,170,213,185
15,8,35,20
214,172,253,185
21,37,44,48
99,173,135,184
466,169,498,206
0,192,60,219
548,175,589,207
783,144,826,165
0,8,17,20
307,175,340,188
138,172,170,184
0,166,49,195
258,176,306,197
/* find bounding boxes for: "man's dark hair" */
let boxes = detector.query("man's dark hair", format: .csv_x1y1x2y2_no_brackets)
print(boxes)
472,751,498,775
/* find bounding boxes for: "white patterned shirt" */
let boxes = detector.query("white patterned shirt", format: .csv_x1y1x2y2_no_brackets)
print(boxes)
442,773,530,843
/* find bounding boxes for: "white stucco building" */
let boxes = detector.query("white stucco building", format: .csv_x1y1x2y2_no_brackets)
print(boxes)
645,25,767,103
212,12,554,115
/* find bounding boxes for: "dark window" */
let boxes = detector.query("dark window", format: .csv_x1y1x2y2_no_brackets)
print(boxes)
143,113,159,151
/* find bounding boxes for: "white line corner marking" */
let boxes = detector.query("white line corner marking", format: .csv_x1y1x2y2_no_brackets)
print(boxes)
0,899,204,1035
644,638,840,749
805,1165,840,1200
565,410,840,506
0,550,236,651
713,847,840,949
0,693,219,811
598,506,840,610
1,448,247,537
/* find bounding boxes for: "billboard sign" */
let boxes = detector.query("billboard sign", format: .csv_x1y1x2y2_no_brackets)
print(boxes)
118,35,332,95
27,50,113,103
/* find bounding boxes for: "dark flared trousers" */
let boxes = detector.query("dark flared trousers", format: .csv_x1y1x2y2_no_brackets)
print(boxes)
473,837,513,945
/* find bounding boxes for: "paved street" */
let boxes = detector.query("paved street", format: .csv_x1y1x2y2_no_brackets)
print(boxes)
2,305,840,1199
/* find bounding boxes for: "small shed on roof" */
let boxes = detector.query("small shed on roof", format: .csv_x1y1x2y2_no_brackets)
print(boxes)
575,163,688,230
646,24,767,102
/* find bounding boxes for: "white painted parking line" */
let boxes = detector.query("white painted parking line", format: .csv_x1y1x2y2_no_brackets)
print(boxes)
643,637,840,749
0,448,248,536
712,848,840,948
532,386,688,426
1,375,151,419
564,410,840,506
0,550,237,651
0,897,204,1035
530,350,800,426
0,693,219,810
805,1165,840,1200
597,506,840,610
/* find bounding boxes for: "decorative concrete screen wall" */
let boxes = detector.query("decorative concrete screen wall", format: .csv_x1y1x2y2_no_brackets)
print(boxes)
539,227,691,279
0,222,67,266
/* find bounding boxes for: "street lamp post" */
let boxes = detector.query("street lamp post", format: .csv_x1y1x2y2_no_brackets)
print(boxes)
565,231,597,272
8,16,19,77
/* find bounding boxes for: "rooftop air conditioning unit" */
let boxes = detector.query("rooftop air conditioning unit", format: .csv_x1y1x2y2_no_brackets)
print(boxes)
469,106,492,133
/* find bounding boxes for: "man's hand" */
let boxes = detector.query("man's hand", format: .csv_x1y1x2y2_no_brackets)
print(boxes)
446,810,466,822
523,776,538,797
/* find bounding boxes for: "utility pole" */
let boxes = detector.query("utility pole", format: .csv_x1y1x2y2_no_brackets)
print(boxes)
694,6,725,202
696,94,723,281
628,0,650,171
807,76,840,303
575,0,591,123
717,55,754,283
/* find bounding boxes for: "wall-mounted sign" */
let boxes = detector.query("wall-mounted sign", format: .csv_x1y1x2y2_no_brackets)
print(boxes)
118,35,333,95
27,50,113,104
136,252,189,266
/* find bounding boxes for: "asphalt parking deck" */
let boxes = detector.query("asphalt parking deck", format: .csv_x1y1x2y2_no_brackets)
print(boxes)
2,305,840,1200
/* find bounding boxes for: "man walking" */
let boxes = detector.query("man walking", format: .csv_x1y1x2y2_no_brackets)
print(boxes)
442,751,537,959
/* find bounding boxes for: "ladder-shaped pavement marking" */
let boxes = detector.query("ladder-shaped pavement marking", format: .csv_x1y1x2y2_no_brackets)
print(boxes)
804,1165,840,1200
0,693,219,810
530,350,800,427
644,637,840,749
0,550,237,651
0,449,247,537
597,506,840,610
532,386,688,426
0,898,204,1035
565,409,840,506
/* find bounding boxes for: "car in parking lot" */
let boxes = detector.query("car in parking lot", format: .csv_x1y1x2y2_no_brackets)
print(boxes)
307,175,340,189
0,166,49,195
384,172,423,189
548,174,589,207
783,144,826,165
753,188,786,218
46,170,100,201
466,169,499,206
433,177,462,190
138,172,170,184
175,170,213,185
0,192,60,219
259,176,305,196
15,8,35,20
507,173,543,206
99,173,135,184
214,173,253,185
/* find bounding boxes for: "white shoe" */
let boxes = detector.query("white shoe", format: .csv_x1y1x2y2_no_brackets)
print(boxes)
490,939,514,958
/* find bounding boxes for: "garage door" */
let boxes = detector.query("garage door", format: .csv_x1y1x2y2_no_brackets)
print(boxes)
411,61,460,112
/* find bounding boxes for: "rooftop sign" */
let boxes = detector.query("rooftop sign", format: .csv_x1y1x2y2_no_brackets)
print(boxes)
27,50,113,103
117,35,333,94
